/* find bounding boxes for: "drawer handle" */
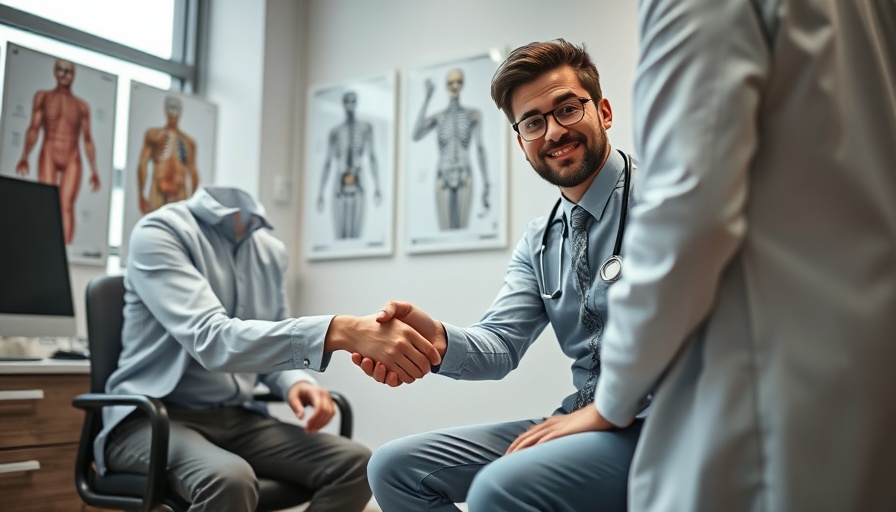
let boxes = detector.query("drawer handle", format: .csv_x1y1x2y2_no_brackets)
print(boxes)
0,390,44,401
0,460,41,474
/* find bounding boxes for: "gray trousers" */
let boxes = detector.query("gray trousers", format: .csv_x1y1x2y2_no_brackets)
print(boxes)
368,417,643,512
106,406,371,512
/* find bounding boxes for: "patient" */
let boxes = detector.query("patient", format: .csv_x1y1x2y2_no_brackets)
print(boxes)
97,186,440,511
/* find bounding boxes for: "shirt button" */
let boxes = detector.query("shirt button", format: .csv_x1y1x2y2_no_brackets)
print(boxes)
303,358,310,367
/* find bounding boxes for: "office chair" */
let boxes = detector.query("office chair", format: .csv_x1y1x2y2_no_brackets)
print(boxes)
72,274,354,512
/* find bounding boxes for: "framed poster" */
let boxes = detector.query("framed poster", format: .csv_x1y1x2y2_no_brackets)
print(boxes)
0,43,117,266
403,52,507,254
303,72,396,260
119,80,218,265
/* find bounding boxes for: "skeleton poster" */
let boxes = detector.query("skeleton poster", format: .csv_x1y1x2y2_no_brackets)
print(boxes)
119,80,217,266
403,53,507,254
303,72,396,260
0,43,117,266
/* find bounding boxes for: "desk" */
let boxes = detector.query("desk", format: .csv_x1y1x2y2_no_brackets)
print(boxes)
0,360,101,511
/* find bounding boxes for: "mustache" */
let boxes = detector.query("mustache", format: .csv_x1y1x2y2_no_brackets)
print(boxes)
540,134,586,158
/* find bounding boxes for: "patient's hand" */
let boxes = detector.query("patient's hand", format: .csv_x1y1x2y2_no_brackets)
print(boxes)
287,381,335,434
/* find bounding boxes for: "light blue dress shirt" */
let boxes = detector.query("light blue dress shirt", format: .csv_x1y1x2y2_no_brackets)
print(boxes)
95,187,334,474
438,149,643,414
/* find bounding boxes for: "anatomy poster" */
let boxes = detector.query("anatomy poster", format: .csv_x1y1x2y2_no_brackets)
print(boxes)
119,80,217,265
0,43,117,266
303,72,396,260
403,52,507,254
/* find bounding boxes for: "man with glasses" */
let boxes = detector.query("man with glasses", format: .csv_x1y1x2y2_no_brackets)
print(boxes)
359,39,646,511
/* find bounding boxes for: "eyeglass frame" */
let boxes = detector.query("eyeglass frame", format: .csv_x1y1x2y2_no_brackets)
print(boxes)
511,97,593,142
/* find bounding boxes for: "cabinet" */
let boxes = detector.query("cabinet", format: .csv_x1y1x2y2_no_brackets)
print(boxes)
0,363,101,511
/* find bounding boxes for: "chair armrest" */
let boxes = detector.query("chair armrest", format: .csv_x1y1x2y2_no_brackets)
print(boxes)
72,394,170,512
329,391,353,438
253,390,353,438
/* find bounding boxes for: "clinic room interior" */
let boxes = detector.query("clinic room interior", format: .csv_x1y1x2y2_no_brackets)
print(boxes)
0,1,639,510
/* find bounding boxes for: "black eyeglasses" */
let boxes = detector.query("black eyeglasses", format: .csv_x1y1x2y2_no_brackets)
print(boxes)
512,98,592,142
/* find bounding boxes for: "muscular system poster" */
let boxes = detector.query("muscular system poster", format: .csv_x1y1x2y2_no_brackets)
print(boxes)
0,43,117,266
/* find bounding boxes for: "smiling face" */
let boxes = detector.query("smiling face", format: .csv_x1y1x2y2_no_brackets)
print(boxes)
510,65,612,202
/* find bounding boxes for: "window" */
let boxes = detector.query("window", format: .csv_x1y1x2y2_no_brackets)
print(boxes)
0,0,203,272
1,0,177,58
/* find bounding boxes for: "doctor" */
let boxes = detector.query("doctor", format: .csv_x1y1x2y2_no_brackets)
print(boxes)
359,39,647,512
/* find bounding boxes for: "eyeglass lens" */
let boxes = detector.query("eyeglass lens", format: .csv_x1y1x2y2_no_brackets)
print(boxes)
516,100,587,142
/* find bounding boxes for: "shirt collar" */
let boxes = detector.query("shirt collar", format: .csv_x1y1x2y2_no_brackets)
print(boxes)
187,187,273,243
560,147,626,222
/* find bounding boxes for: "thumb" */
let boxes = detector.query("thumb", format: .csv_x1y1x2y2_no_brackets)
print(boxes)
393,302,439,341
288,392,306,420
376,300,410,323
390,301,416,320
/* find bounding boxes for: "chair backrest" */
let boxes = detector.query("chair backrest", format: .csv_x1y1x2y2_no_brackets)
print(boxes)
85,274,126,394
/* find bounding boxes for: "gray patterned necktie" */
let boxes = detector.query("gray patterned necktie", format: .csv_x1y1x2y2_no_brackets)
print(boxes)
570,205,602,410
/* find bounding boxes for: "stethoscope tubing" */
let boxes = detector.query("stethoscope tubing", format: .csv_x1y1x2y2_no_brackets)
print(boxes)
538,150,631,299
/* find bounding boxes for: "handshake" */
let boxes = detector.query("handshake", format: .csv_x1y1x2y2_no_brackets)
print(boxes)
333,301,446,387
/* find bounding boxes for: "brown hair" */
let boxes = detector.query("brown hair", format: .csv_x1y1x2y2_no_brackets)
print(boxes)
490,39,602,124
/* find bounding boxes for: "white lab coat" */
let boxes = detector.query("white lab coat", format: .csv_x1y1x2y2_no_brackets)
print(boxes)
594,0,896,510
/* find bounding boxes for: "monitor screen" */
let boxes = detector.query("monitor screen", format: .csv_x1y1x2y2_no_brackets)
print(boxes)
0,176,76,337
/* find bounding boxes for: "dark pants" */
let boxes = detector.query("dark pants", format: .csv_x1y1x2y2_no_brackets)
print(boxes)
106,406,371,511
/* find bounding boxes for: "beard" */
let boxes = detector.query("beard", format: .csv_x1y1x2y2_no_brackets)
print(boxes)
530,129,608,188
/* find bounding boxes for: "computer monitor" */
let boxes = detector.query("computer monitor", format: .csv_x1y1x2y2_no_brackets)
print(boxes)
0,176,77,337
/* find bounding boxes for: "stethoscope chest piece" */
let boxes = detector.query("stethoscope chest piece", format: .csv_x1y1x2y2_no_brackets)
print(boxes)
599,255,622,283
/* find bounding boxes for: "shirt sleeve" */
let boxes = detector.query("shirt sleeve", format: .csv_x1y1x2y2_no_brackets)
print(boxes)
594,0,770,425
437,233,551,380
127,218,332,374
261,251,321,394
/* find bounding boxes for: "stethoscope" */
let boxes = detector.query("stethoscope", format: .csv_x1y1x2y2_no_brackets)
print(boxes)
538,150,631,300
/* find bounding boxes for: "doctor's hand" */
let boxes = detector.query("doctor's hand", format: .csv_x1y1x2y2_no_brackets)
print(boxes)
351,301,447,387
326,314,441,384
351,352,399,387
286,381,335,434
505,405,620,455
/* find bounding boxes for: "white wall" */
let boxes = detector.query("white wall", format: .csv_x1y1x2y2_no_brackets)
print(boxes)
204,0,266,197
287,0,640,453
